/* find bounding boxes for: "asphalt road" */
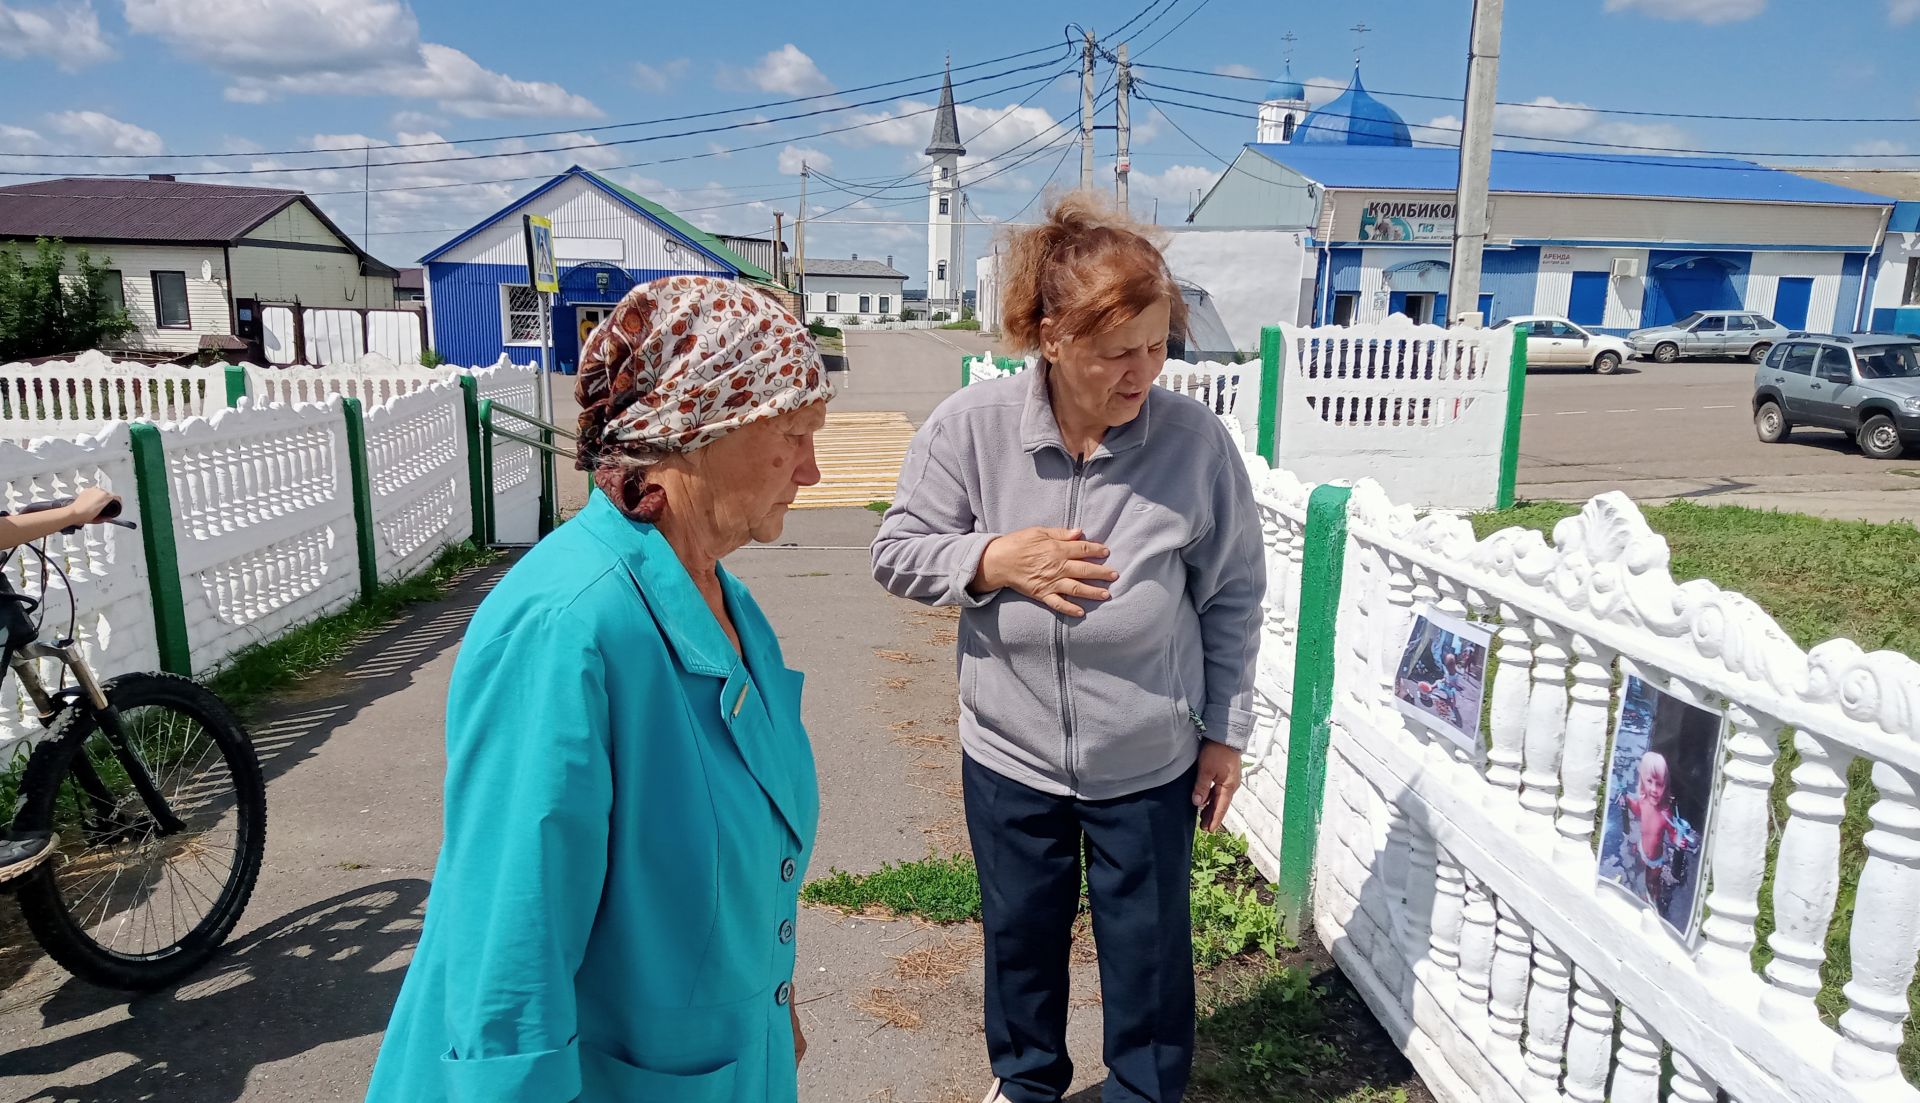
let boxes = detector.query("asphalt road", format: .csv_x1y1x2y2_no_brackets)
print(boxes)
1513,357,1920,523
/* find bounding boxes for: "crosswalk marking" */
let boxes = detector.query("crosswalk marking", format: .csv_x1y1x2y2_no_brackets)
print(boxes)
793,411,917,510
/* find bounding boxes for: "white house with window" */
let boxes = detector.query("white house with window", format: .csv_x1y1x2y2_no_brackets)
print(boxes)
802,257,910,323
0,175,397,358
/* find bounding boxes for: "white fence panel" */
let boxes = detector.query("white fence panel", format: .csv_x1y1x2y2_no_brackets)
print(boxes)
366,310,424,364
961,354,1247,415
1266,478,1920,1103
1,352,225,444
303,308,365,366
365,380,470,581
247,355,451,409
468,362,541,545
1276,317,1512,510
162,399,360,673
262,305,298,365
0,426,156,760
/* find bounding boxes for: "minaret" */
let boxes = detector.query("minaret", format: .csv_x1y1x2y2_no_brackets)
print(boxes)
925,60,966,312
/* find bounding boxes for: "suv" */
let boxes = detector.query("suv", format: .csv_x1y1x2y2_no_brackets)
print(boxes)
1629,311,1789,364
1753,334,1920,459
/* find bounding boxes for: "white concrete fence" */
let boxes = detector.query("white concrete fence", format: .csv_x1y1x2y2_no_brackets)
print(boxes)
1217,413,1920,1102
2,356,545,757
964,316,1522,510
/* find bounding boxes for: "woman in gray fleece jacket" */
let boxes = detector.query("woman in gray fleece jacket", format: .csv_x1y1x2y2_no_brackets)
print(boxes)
871,194,1265,1103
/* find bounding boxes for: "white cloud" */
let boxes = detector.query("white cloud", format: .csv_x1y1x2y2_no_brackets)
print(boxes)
389,110,444,132
1303,75,1347,108
1603,0,1765,24
778,145,831,175
633,58,691,93
1892,0,1920,23
720,43,832,96
1423,96,1694,154
49,110,164,155
124,0,599,117
0,1,113,69
1122,163,1221,221
1214,63,1260,80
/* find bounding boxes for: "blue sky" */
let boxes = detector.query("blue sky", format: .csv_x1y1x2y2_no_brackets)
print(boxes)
1,0,1915,283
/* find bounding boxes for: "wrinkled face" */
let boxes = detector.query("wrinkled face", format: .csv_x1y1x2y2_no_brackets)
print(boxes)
685,400,827,545
1041,299,1171,430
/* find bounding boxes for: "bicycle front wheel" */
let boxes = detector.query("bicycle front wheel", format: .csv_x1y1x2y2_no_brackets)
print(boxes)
12,672,266,990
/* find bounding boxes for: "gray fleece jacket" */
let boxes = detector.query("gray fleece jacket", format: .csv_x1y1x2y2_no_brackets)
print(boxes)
870,365,1266,800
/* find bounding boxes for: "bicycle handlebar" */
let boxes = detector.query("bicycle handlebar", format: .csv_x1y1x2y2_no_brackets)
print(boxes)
15,496,137,530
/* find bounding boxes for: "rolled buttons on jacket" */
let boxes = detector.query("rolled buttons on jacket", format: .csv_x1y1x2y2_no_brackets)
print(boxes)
775,981,793,1006
781,857,797,882
779,918,795,944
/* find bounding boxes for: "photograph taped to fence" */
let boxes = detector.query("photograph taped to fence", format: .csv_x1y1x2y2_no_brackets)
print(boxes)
1390,607,1491,752
1595,671,1726,947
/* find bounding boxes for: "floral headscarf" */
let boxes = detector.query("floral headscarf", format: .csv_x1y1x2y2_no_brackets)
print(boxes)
575,274,830,476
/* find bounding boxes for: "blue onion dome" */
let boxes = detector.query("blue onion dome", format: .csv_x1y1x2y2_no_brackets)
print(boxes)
1295,67,1413,147
1264,63,1307,102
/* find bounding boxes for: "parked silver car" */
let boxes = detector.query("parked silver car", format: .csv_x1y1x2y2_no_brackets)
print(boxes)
1628,311,1789,364
1753,334,1920,459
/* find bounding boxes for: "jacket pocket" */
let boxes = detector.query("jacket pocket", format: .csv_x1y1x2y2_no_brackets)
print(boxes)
580,1045,737,1102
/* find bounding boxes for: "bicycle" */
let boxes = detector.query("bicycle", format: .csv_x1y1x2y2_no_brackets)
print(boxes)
2,495,266,990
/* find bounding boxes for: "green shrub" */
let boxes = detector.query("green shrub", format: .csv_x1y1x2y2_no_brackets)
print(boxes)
418,348,446,368
805,320,842,339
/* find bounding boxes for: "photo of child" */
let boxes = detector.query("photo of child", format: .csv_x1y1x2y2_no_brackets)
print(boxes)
1391,608,1491,751
1595,673,1725,946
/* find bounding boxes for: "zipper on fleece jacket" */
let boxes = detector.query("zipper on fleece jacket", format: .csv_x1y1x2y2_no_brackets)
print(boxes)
1056,455,1087,793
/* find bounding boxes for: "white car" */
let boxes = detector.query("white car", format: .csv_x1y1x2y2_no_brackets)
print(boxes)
1494,315,1632,375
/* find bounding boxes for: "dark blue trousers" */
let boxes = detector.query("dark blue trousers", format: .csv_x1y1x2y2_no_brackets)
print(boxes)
962,755,1199,1103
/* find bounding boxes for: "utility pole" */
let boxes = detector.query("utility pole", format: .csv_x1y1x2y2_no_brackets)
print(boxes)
1115,42,1131,212
772,210,785,287
1448,0,1504,328
1079,28,1096,191
796,163,808,321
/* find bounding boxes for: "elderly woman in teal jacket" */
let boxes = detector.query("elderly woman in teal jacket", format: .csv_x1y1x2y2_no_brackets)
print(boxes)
366,275,831,1103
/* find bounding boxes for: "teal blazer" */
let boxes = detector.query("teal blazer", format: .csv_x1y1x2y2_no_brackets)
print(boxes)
366,492,819,1103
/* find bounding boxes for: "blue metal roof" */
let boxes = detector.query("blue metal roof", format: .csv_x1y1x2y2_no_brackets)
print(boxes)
1294,69,1412,148
1244,144,1895,206
1263,64,1306,103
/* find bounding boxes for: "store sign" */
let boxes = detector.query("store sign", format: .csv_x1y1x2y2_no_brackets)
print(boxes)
1357,198,1455,243
1540,249,1576,271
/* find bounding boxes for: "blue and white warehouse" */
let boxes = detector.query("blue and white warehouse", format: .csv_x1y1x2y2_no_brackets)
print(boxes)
1188,75,1893,334
420,166,785,371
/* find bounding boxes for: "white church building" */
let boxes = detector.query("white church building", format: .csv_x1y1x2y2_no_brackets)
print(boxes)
924,66,967,316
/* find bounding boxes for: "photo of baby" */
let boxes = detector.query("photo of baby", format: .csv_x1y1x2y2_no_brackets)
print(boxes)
1391,608,1491,751
1595,673,1725,946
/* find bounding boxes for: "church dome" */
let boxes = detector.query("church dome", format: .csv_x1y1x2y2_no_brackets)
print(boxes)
1263,64,1306,103
1295,67,1412,147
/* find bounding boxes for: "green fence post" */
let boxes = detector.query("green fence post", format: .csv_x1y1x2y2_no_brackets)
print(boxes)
127,423,192,676
1256,325,1284,466
1274,482,1353,941
224,365,248,407
340,397,380,603
458,375,488,545
959,355,971,389
478,398,497,546
1496,324,1530,510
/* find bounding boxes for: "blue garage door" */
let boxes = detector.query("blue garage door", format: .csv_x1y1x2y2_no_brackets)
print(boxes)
1773,276,1814,331
1567,271,1609,327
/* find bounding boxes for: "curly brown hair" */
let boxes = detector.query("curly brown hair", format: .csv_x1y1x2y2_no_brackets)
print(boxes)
998,191,1188,356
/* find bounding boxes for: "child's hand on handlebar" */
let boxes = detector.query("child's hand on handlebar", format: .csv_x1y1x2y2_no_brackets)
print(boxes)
67,487,122,525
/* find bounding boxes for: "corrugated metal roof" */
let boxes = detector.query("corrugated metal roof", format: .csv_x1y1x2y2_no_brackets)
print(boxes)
0,176,302,242
804,258,908,278
1791,169,1920,203
1246,145,1895,206
584,172,780,286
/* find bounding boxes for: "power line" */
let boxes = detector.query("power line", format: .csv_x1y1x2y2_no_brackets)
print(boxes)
0,43,1075,162
1132,60,1920,125
1138,82,1920,161
1135,0,1217,58
0,55,1072,179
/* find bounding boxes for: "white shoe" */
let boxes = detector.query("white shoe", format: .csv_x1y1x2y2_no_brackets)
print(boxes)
981,1080,1008,1103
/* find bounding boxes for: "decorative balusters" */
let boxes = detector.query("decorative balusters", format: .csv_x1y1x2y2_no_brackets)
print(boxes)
1373,792,1414,994
1611,1005,1662,1103
1487,898,1530,1061
1487,603,1531,808
1701,703,1784,981
1835,761,1920,1084
1426,844,1467,1018
1562,966,1613,1103
1669,1050,1718,1103
1763,729,1854,1020
1521,934,1573,1098
1400,817,1441,979
1455,875,1497,1049
1519,619,1569,836
1557,633,1614,865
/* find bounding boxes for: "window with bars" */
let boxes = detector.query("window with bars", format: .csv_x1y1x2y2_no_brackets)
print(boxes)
501,284,541,343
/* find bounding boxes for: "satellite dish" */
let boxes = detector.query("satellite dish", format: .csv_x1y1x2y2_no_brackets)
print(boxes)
202,259,214,282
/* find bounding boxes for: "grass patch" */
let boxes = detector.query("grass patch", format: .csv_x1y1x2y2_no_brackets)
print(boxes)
866,500,890,513
939,319,983,331
802,831,1282,968
205,540,500,718
1474,499,1920,1084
